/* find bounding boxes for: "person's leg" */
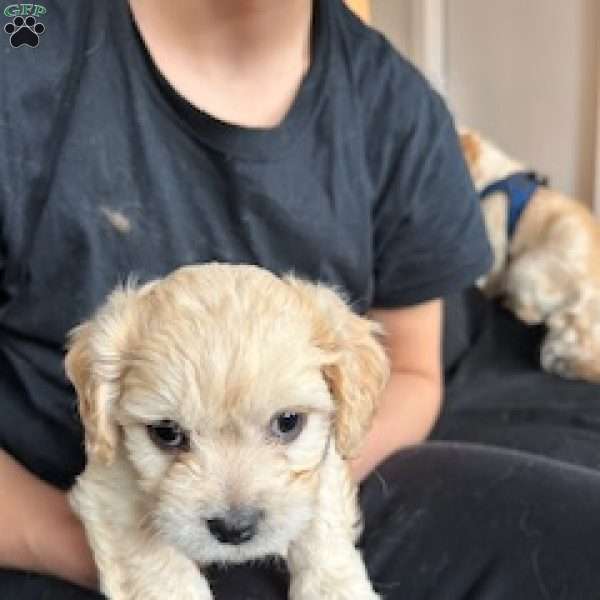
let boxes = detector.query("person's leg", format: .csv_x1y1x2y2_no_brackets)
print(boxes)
0,563,289,600
0,569,103,600
360,442,600,600
217,441,600,599
6,441,598,599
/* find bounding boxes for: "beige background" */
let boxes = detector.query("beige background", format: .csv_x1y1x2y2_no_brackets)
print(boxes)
345,0,371,23
371,0,600,209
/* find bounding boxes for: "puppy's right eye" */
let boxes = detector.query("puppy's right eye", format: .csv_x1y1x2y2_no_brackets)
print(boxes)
269,411,306,444
147,420,190,451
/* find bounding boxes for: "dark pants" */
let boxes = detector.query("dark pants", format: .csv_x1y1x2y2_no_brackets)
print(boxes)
3,441,600,599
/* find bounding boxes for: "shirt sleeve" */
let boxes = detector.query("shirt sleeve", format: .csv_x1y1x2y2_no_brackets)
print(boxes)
369,69,493,309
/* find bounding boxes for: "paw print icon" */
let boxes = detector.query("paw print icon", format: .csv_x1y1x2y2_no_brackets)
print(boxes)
5,16,45,48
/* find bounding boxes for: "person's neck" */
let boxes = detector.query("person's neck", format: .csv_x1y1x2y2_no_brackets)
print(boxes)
129,0,314,128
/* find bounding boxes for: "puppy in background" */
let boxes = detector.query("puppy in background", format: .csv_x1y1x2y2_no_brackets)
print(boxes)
460,129,600,383
66,263,388,600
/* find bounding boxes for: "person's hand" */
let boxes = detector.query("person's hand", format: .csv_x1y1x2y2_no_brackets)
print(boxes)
0,449,97,590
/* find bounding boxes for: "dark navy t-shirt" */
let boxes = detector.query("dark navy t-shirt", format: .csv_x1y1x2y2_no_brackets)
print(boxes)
0,0,492,487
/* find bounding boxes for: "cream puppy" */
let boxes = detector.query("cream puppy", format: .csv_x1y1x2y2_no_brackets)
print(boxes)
460,129,600,383
66,263,389,600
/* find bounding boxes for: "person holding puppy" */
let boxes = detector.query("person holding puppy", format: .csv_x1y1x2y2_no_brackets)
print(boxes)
1,0,599,598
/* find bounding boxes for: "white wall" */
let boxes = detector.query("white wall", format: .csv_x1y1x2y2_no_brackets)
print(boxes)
446,0,599,206
372,0,600,208
371,0,412,58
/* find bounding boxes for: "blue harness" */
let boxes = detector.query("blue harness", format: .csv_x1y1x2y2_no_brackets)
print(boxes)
480,171,547,237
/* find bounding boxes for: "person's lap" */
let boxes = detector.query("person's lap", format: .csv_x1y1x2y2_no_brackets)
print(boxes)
3,441,600,599
361,442,600,599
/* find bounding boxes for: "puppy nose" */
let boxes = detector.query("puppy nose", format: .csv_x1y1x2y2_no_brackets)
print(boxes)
206,508,263,545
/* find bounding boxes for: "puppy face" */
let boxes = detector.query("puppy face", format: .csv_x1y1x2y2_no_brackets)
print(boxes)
66,264,388,564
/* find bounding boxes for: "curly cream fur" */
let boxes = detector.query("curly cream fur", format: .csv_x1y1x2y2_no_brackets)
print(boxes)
66,263,388,599
460,129,600,383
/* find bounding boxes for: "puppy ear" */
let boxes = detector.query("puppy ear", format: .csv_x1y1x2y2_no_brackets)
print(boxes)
286,277,390,458
458,129,481,168
65,284,144,465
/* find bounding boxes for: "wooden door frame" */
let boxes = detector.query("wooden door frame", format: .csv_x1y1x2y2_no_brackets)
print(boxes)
595,55,600,214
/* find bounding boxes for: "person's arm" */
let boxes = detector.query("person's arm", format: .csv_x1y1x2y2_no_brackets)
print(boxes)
0,448,97,589
350,298,443,481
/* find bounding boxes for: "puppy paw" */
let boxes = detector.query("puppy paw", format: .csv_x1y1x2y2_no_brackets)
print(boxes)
540,328,580,379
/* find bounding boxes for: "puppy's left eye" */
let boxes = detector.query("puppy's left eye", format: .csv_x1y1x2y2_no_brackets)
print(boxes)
147,420,190,451
269,411,306,443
